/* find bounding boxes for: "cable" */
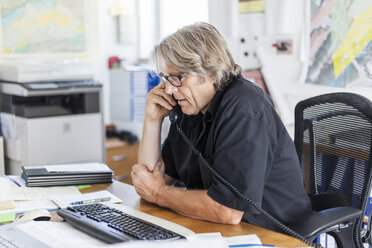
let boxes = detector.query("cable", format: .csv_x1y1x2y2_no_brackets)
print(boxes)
175,124,322,248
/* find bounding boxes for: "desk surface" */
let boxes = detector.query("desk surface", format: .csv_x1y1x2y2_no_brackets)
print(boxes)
82,181,307,247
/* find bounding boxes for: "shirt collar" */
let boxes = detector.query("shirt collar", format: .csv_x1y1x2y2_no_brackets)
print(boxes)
203,74,241,123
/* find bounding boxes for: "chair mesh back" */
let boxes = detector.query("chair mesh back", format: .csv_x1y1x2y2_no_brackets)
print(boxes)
294,93,372,212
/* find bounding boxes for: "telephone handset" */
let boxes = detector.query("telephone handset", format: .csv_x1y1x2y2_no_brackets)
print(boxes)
167,103,318,247
169,103,182,124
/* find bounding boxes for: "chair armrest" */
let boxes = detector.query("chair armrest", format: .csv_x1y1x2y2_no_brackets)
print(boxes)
288,207,362,239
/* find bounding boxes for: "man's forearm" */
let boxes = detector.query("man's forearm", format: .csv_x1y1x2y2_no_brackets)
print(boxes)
155,185,243,225
138,119,163,171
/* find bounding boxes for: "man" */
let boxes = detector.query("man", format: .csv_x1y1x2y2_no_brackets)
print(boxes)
131,22,311,231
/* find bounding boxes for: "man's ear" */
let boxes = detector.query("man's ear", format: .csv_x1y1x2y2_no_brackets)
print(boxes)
207,75,217,86
200,75,216,84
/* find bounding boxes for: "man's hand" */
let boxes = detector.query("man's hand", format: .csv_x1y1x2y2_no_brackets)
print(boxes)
145,83,176,122
138,83,175,172
131,163,166,203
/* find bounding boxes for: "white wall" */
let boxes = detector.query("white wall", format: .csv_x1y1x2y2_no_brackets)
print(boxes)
208,0,239,59
95,0,208,124
94,0,145,124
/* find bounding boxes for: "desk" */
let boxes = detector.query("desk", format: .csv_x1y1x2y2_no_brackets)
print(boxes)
81,180,307,247
106,138,139,185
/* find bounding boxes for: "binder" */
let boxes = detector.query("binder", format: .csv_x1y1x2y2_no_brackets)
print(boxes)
21,163,113,187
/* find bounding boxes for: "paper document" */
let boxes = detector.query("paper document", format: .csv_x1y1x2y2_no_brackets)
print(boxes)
102,239,228,248
0,113,16,139
197,233,263,247
17,221,107,248
196,232,222,239
0,200,15,210
224,234,263,247
7,175,26,187
4,175,22,187
0,176,24,188
53,190,123,209
0,186,80,201
0,179,81,213
0,199,59,214
45,162,112,173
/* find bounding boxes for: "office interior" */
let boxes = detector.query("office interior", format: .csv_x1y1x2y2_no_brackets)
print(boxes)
0,0,371,247
0,0,370,174
0,0,372,184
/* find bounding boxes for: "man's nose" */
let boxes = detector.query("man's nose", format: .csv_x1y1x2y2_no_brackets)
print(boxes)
164,81,178,95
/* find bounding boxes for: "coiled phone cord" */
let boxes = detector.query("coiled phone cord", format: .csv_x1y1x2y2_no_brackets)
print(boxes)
175,124,322,248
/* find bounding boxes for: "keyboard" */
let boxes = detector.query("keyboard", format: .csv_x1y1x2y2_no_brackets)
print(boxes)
57,203,185,243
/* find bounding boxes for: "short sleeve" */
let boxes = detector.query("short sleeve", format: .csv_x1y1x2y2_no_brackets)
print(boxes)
207,113,276,214
162,125,180,180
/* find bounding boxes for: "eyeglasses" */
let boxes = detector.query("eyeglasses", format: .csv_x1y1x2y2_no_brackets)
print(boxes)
159,72,188,87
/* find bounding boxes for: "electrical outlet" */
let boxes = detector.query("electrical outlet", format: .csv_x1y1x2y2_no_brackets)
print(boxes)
237,35,261,70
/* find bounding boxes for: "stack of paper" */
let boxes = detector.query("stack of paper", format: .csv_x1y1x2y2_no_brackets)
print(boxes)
0,176,122,216
0,176,81,215
21,163,113,187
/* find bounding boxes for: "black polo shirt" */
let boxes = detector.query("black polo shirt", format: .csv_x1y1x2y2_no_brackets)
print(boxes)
161,75,311,231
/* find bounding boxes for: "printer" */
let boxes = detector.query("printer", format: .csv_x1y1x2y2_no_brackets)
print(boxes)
0,80,105,175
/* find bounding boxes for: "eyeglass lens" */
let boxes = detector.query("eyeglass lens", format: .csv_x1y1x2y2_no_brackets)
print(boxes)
168,76,182,86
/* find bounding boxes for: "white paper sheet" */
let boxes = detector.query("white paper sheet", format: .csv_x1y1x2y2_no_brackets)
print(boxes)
0,200,15,210
0,199,58,214
196,232,222,239
0,176,25,188
8,175,26,187
0,180,81,213
0,113,16,139
197,233,263,247
53,190,123,209
224,234,262,246
17,221,107,248
0,186,81,201
0,177,14,188
102,239,228,248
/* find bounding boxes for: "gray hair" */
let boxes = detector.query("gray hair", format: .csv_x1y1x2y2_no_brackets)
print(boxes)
153,22,241,90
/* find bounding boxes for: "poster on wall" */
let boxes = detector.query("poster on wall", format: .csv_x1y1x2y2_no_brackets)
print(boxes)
0,0,97,58
305,0,372,88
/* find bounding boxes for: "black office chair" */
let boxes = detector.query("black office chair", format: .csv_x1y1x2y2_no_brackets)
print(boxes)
289,92,372,248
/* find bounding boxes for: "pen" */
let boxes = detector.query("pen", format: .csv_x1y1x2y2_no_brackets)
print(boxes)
69,197,111,205
5,175,22,187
